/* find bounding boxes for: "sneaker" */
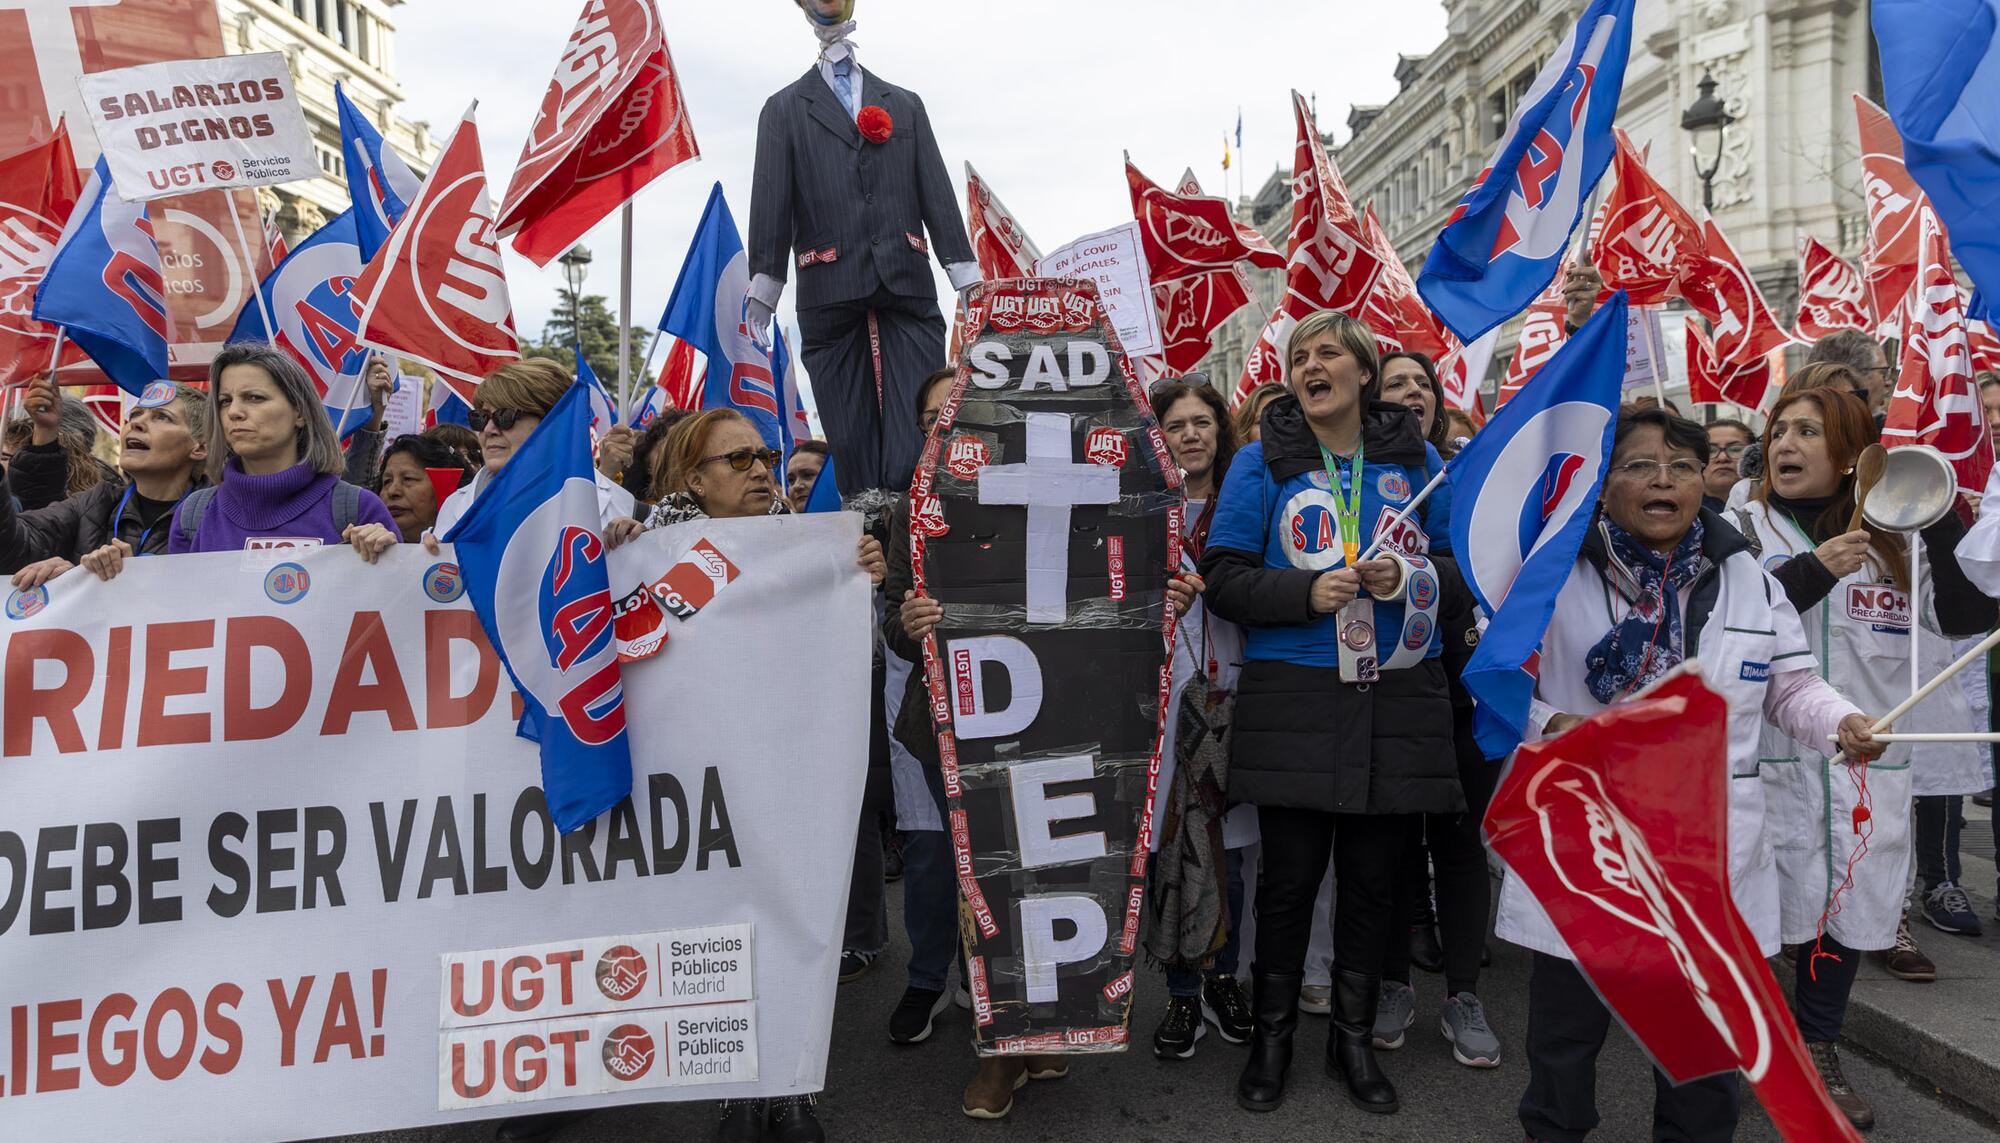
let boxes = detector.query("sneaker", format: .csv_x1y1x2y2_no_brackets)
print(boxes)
838,949,877,984
888,985,950,1044
1201,974,1254,1044
1440,992,1502,1068
1807,1041,1876,1130
1152,994,1207,1059
1372,981,1416,1050
961,1057,1026,1120
1882,918,1938,982
1922,880,1984,936
1298,983,1333,1015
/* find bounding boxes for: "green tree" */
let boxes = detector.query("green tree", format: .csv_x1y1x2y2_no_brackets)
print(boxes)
524,289,656,398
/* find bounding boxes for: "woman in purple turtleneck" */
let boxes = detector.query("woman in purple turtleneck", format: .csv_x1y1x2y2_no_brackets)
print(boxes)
167,343,399,558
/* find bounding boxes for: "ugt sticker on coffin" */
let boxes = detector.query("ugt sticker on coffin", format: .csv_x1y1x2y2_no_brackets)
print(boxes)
914,277,1180,1054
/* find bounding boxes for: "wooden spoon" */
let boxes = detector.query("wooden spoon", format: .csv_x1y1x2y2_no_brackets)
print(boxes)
1848,443,1888,532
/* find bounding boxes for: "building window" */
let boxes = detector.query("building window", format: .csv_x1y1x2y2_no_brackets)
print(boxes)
356,14,370,62
292,0,305,19
315,0,330,35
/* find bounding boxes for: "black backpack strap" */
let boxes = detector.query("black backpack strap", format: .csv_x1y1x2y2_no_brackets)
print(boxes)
331,481,360,534
177,486,219,547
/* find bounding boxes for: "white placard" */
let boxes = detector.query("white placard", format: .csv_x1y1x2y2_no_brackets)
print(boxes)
79,52,318,202
0,513,871,1139
1034,222,1164,358
1621,303,1666,392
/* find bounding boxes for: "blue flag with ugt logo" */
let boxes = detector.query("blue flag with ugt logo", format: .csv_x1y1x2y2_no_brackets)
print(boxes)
1449,291,1629,757
445,376,632,833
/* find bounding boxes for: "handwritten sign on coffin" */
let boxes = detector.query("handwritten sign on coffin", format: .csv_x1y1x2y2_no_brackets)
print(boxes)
912,278,1180,1054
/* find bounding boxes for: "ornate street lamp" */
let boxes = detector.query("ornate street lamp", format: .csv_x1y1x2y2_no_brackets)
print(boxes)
557,244,593,350
1681,70,1735,212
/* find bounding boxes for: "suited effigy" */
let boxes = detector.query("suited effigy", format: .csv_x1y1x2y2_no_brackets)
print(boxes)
748,0,979,500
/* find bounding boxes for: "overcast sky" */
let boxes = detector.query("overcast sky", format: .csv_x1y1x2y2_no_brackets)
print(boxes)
393,0,1447,396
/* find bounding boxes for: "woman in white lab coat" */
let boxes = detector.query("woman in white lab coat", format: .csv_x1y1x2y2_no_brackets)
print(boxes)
1730,388,1992,1130
1500,408,1882,1143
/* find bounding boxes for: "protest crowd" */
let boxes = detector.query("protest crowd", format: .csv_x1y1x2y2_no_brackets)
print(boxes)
7,0,2000,1142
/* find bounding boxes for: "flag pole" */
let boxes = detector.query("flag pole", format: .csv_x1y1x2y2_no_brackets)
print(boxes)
223,191,277,337
1355,463,1451,563
47,328,66,379
618,203,634,420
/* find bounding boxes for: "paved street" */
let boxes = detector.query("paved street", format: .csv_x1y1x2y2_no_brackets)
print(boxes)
318,876,2000,1143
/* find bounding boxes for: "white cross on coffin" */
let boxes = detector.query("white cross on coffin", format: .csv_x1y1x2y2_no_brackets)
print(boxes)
976,411,1121,625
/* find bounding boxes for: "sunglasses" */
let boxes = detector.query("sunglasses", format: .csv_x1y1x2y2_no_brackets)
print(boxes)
701,446,783,472
1147,371,1214,399
468,407,527,433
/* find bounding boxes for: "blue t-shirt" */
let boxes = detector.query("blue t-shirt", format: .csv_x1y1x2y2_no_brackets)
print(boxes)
1208,440,1452,668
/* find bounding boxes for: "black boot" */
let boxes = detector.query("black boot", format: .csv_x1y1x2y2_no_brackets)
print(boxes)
1329,969,1400,1115
1235,970,1301,1113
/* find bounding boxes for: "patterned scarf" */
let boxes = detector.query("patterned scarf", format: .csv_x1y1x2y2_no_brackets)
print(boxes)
644,491,788,530
1584,516,1708,705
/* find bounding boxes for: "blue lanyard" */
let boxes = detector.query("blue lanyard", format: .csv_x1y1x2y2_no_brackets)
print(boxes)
115,485,163,556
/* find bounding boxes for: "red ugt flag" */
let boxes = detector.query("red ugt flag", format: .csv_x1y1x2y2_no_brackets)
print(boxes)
1233,91,1385,404
965,162,1041,281
496,0,700,267
1126,154,1282,283
1359,204,1453,360
1855,94,1932,337
354,107,521,385
1149,169,1252,375
1484,668,1863,1143
0,122,85,387
1678,219,1793,381
1884,205,1996,503
1497,278,1568,407
1590,130,1704,307
1794,235,1872,343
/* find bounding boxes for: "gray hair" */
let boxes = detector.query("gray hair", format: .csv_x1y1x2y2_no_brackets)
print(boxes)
56,394,100,444
206,342,344,483
1805,329,1887,373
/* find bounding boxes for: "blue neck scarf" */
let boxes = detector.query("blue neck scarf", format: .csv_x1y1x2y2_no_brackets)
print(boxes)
1584,516,1708,704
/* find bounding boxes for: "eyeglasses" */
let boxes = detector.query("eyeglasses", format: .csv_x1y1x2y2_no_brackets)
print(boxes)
701,446,782,472
468,407,526,433
1712,443,1749,458
1611,459,1704,483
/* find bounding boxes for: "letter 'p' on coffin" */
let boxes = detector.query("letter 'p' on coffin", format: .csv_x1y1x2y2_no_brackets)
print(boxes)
911,277,1181,1054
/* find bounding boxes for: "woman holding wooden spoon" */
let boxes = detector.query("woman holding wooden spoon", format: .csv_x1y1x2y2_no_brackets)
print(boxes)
1730,387,1995,1131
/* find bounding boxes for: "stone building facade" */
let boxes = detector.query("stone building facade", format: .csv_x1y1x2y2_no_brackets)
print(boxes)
215,0,437,243
1209,0,1880,406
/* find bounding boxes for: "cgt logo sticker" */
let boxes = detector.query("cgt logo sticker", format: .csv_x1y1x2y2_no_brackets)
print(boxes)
651,538,741,622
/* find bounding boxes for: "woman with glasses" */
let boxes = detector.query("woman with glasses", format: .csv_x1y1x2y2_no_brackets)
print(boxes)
1199,311,1465,1117
1702,419,1753,511
1729,388,1992,1129
1502,407,1885,1143
427,359,640,546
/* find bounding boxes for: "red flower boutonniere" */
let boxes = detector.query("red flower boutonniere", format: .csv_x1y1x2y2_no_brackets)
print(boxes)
857,105,894,145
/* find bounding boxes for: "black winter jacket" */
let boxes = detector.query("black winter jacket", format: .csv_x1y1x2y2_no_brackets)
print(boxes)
0,471,191,573
1199,396,1467,815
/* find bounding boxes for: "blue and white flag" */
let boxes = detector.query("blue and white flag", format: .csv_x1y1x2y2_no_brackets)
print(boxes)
1874,0,2000,319
1417,0,1634,342
575,347,619,433
804,454,841,513
336,82,422,262
31,158,170,395
660,183,811,460
1449,291,1629,758
444,376,633,833
229,209,376,440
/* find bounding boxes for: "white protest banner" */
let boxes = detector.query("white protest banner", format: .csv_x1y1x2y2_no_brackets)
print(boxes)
78,52,317,202
0,513,870,1140
1035,222,1164,359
